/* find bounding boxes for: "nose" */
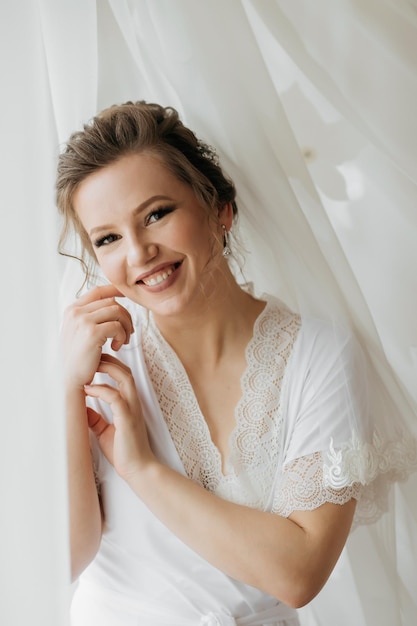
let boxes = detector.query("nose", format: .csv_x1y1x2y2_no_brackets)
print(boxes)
126,232,158,267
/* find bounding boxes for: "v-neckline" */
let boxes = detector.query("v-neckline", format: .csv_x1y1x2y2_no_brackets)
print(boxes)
146,299,271,479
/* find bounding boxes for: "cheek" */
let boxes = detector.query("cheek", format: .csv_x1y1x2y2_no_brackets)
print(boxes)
96,253,124,283
163,219,203,253
182,215,215,250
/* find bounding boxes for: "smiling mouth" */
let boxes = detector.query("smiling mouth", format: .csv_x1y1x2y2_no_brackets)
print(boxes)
137,262,182,287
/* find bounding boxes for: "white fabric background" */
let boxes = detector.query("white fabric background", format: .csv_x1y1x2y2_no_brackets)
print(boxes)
1,1,416,625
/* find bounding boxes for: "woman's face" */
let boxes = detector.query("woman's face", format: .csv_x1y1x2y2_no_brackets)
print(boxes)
73,152,227,318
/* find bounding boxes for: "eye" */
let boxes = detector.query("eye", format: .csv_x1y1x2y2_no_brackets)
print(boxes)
94,233,120,248
145,206,174,226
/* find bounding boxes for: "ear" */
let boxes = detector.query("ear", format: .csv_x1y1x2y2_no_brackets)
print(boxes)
218,202,234,231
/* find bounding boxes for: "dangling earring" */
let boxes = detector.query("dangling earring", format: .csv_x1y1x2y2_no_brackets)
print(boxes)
222,224,231,257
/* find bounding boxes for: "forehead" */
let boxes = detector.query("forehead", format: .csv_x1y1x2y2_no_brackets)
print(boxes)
73,152,192,217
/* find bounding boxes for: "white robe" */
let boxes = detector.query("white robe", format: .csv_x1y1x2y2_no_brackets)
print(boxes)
70,295,414,625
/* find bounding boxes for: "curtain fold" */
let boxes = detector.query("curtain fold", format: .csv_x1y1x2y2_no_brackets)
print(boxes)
0,2,70,625
3,1,416,624
272,0,417,182
242,0,417,407
38,0,99,143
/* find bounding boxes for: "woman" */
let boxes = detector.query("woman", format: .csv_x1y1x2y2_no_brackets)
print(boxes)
57,101,413,626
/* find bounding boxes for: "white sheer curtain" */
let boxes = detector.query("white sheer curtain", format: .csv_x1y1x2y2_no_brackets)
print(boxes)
2,1,416,625
0,3,70,626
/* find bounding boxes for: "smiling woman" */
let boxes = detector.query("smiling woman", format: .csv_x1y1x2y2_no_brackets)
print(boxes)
71,151,232,320
56,101,416,626
57,102,237,285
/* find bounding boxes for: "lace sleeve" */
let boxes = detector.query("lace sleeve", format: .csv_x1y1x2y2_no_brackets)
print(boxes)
272,451,362,517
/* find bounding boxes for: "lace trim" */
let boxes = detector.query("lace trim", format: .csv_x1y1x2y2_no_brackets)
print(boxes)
141,297,417,524
143,299,301,509
273,452,362,518
273,433,417,526
325,431,417,525
324,431,417,487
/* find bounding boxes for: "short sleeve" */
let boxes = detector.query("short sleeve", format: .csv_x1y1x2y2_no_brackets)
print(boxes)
281,318,370,464
272,317,415,527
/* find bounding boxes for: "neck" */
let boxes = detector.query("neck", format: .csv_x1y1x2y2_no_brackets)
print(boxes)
152,273,265,370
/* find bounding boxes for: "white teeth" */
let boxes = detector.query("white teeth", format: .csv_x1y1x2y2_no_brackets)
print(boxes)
143,266,174,286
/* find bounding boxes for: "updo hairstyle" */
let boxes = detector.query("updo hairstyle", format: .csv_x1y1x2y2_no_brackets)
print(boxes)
56,100,238,282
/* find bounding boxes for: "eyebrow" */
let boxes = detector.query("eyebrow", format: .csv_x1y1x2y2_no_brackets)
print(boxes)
88,195,174,237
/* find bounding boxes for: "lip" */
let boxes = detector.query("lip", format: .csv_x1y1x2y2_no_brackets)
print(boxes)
135,261,182,284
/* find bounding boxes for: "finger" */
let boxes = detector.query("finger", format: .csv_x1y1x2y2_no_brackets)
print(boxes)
64,300,134,349
86,406,111,438
85,375,142,431
72,318,129,351
85,383,129,412
76,299,134,335
95,360,139,407
86,304,135,344
86,407,115,465
76,284,126,305
96,359,136,386
99,353,133,373
75,297,124,314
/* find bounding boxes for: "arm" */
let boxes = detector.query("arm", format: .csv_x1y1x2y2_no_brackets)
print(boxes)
129,464,356,607
61,285,134,580
66,385,102,581
85,357,356,607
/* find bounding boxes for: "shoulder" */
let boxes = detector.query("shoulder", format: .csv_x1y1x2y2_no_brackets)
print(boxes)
296,314,363,374
259,294,301,337
261,294,356,358
283,310,368,425
261,294,365,388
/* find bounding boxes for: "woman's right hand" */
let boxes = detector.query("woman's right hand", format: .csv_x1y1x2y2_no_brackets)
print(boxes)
61,285,135,389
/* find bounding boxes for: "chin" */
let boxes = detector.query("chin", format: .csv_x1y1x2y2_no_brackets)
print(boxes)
154,290,206,319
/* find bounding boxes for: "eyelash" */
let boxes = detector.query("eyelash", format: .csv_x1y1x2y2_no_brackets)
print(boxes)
145,206,174,226
93,206,175,248
94,233,120,248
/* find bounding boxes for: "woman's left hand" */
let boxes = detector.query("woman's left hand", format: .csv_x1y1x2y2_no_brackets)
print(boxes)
84,354,155,481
